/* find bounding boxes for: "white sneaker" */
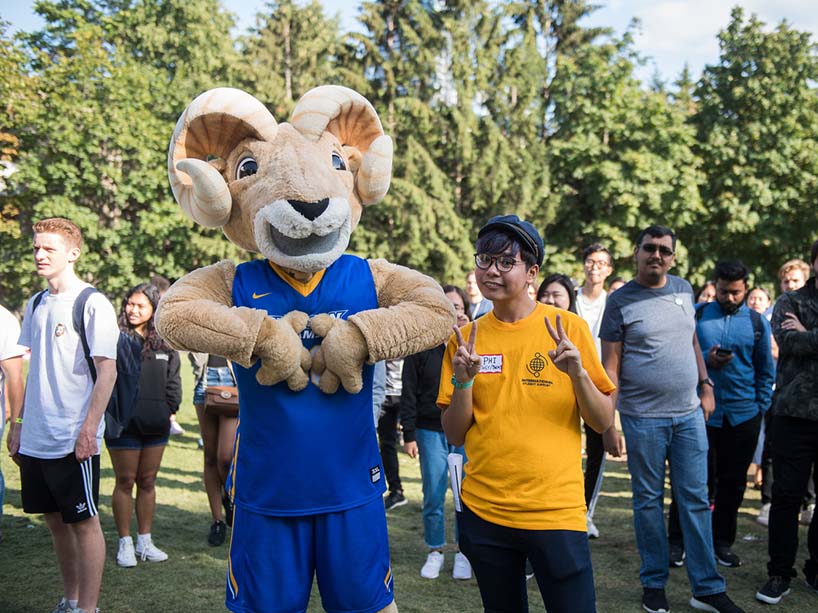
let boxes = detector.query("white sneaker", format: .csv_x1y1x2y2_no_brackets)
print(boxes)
586,516,600,539
757,502,771,527
800,503,815,526
136,538,168,563
452,552,472,580
420,551,444,579
117,536,137,568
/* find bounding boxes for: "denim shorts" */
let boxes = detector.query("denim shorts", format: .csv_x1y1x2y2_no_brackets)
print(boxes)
106,431,169,450
193,366,235,406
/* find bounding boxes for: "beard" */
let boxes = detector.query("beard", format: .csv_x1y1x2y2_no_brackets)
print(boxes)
719,300,741,315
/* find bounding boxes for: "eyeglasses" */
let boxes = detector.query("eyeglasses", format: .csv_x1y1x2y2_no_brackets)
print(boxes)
474,253,523,273
640,244,674,258
584,259,610,269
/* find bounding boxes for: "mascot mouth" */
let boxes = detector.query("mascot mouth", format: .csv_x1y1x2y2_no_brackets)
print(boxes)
269,225,342,257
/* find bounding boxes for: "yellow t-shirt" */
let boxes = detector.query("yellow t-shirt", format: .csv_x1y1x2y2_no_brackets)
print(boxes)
437,302,615,531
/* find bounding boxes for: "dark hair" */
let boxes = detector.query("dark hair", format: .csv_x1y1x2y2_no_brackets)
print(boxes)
582,243,612,264
150,274,171,294
713,260,749,285
118,283,172,355
811,239,818,267
635,225,676,251
608,276,626,288
537,273,577,313
747,286,770,301
694,280,716,302
442,284,472,321
475,229,537,268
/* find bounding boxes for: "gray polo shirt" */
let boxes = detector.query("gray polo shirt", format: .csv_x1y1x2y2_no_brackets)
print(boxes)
599,274,700,418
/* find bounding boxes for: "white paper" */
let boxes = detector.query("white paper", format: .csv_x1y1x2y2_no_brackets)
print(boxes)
448,452,464,512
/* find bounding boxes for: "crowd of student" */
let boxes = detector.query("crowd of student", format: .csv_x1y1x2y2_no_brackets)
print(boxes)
1,215,816,613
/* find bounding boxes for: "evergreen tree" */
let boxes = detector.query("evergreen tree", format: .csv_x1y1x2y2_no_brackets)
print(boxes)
693,7,818,284
238,0,341,115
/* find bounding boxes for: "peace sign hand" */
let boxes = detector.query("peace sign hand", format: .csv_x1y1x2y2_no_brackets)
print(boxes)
452,321,481,385
545,314,584,378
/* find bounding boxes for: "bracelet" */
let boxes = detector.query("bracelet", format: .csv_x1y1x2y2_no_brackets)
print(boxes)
451,375,474,389
15,417,23,424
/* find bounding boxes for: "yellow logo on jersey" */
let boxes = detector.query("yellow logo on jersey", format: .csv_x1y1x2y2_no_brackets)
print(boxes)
252,291,272,299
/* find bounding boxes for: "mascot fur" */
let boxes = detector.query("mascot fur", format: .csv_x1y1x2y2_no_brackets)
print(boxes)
155,86,454,613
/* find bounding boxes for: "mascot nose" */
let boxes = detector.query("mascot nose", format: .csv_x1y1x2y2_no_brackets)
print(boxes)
289,199,329,221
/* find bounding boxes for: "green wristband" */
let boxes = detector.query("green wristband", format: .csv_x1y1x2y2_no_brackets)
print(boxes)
451,375,474,389
15,417,23,424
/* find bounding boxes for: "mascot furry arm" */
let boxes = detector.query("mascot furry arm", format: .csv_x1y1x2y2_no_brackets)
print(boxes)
155,86,454,392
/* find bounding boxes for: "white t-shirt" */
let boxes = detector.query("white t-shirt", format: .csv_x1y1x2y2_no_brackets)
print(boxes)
576,287,607,358
0,305,26,439
18,283,118,459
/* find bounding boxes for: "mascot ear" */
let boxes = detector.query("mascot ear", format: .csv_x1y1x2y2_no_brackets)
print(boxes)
291,86,393,206
168,88,278,227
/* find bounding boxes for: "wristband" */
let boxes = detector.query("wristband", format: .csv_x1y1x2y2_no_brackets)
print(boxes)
451,375,474,389
15,417,23,424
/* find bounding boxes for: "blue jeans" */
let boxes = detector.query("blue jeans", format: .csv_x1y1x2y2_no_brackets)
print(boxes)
621,410,725,597
416,428,465,549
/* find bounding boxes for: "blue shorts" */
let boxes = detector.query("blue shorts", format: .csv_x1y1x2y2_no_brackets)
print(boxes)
193,366,235,406
226,496,394,613
105,431,169,450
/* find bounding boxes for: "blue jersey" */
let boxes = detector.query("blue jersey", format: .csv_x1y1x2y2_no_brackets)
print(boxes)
230,255,384,515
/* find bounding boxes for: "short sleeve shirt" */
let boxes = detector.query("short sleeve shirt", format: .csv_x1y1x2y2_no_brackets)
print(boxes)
18,283,119,458
0,305,25,432
437,303,615,531
599,275,700,418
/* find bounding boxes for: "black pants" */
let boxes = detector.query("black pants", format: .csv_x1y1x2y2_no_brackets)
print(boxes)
708,413,762,548
377,396,402,493
584,423,605,509
458,504,596,613
767,415,818,579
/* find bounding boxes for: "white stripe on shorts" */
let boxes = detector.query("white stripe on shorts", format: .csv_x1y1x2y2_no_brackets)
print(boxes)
80,458,98,516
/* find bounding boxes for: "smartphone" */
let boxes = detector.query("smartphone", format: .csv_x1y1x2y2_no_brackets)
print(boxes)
715,348,733,357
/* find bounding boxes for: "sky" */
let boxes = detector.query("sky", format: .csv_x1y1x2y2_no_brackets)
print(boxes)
3,1,818,83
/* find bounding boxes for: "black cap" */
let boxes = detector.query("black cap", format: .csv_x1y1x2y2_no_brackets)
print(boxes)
477,214,544,267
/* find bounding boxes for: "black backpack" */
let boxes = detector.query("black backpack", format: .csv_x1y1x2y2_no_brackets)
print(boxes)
32,287,142,439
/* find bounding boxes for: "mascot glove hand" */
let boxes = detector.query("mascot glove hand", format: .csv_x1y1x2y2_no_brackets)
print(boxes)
309,314,368,395
255,312,312,391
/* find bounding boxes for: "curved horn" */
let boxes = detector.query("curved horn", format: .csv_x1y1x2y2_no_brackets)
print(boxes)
168,87,279,227
291,85,393,205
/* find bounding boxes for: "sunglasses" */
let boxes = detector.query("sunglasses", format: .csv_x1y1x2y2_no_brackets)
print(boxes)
640,244,674,258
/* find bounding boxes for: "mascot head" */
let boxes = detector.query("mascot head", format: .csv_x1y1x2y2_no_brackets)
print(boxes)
167,86,393,273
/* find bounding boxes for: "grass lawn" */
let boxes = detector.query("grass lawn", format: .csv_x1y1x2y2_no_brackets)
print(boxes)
1,359,815,611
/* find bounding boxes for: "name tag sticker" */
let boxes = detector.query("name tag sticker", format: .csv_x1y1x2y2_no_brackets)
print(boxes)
479,354,503,374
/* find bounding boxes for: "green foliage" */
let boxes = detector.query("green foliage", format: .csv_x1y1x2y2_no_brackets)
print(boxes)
2,1,818,307
693,7,818,285
238,0,341,114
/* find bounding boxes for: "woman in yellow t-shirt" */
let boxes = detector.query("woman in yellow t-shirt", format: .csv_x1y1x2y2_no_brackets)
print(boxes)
438,215,615,613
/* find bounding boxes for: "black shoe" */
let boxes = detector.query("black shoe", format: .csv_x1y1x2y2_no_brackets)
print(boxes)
806,567,818,595
755,576,791,605
715,546,741,568
208,520,227,546
222,493,234,528
689,592,744,612
669,543,685,568
384,490,407,511
642,587,669,613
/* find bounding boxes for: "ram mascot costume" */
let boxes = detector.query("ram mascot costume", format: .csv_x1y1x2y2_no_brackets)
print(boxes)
155,86,454,613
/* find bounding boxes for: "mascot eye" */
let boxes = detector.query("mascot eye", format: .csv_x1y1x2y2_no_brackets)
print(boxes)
236,157,258,180
331,152,347,171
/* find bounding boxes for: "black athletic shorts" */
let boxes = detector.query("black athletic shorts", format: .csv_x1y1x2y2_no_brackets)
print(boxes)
20,453,100,523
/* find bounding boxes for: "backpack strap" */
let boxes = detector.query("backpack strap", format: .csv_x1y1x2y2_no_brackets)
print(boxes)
72,287,101,382
31,289,48,312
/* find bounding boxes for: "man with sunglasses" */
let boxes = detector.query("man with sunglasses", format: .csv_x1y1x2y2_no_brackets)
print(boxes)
600,226,744,613
438,215,615,612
